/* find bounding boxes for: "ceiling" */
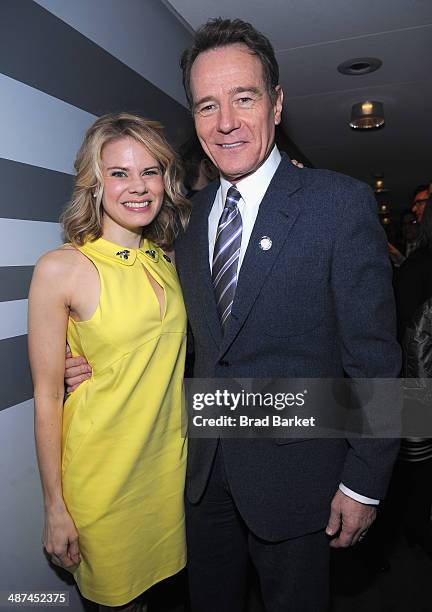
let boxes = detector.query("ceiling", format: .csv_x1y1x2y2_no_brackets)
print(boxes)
166,0,432,213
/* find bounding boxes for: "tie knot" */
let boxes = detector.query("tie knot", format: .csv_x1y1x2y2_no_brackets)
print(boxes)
225,185,241,210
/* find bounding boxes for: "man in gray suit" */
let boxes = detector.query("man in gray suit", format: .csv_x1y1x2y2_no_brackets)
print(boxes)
175,18,400,612
66,17,400,612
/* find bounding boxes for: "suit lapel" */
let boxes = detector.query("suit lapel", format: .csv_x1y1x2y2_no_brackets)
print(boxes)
187,182,222,347
220,156,303,355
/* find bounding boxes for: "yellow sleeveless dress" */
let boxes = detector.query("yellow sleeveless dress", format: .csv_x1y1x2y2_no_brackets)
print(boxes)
62,237,187,606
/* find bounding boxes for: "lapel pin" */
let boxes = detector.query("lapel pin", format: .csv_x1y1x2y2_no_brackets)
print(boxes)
163,254,171,262
145,249,157,259
116,249,130,260
259,236,272,251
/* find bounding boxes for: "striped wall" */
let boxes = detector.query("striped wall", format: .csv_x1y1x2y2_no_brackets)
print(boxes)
0,1,192,605
0,0,192,413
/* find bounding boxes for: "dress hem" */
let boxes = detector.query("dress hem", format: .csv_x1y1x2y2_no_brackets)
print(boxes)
76,558,187,607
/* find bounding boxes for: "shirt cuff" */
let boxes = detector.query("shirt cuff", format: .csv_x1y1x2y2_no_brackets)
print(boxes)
339,483,380,505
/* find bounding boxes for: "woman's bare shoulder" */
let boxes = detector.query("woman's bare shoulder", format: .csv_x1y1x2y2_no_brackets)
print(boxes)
34,245,89,280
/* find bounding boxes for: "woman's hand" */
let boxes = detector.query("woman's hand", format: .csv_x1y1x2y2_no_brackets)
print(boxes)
43,503,81,570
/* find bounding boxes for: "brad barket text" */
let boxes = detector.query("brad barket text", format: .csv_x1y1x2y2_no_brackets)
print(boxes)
192,415,316,428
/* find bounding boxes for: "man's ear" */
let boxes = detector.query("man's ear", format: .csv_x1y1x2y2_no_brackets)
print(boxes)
274,85,283,126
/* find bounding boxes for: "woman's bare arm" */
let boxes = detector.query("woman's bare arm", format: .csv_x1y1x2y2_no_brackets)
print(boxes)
28,250,81,569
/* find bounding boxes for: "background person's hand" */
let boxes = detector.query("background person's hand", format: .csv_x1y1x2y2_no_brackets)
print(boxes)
325,489,377,547
65,345,91,393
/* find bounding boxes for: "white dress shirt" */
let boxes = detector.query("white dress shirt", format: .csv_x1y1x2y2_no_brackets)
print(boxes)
208,146,281,270
208,145,379,506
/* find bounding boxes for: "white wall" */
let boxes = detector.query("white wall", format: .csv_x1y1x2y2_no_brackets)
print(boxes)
0,400,85,611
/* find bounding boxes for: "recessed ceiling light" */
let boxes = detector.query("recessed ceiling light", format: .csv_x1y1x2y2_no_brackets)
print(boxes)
337,57,382,76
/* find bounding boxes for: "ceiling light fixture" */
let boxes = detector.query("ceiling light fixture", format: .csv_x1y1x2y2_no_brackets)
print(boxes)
337,57,382,76
350,101,385,129
373,175,389,193
376,180,384,191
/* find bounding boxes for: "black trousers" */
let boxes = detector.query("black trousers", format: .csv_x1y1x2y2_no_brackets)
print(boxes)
185,444,330,612
383,457,432,542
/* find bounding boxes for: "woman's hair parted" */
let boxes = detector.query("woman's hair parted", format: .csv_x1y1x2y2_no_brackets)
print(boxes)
61,113,191,248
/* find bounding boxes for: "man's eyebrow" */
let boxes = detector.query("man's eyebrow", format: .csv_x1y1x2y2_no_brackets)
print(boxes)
228,86,262,96
193,87,263,110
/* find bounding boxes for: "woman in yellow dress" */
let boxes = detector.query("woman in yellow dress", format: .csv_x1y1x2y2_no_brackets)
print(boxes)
28,113,190,611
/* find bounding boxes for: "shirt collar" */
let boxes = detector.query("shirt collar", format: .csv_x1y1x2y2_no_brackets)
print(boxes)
82,237,159,265
219,145,282,206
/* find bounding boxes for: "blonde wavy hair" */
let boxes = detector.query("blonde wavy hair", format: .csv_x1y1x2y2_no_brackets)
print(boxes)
61,113,191,248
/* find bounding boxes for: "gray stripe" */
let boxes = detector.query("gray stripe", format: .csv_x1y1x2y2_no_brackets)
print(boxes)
0,219,62,267
215,209,239,240
217,275,238,306
0,158,73,222
0,267,34,302
0,1,192,145
220,303,233,327
0,73,95,174
212,226,243,267
0,336,33,412
35,0,192,106
213,249,240,286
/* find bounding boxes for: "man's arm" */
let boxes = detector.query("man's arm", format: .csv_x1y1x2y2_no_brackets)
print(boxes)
326,180,401,545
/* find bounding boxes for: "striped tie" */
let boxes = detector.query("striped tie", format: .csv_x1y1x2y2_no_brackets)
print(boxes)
212,185,243,329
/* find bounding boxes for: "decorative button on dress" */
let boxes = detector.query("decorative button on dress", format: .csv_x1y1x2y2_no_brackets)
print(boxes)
62,237,187,606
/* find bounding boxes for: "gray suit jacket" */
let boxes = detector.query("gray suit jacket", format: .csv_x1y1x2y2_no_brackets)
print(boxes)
176,154,401,541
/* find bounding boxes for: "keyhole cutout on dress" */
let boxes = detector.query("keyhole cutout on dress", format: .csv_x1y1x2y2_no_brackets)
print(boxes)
143,266,165,320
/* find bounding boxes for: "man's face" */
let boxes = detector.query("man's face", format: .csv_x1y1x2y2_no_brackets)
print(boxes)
190,44,283,183
411,189,429,222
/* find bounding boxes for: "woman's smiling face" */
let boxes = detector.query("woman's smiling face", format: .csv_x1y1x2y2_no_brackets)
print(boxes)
100,136,165,235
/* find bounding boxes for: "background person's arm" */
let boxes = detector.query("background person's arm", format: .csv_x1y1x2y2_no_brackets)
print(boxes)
28,252,81,570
